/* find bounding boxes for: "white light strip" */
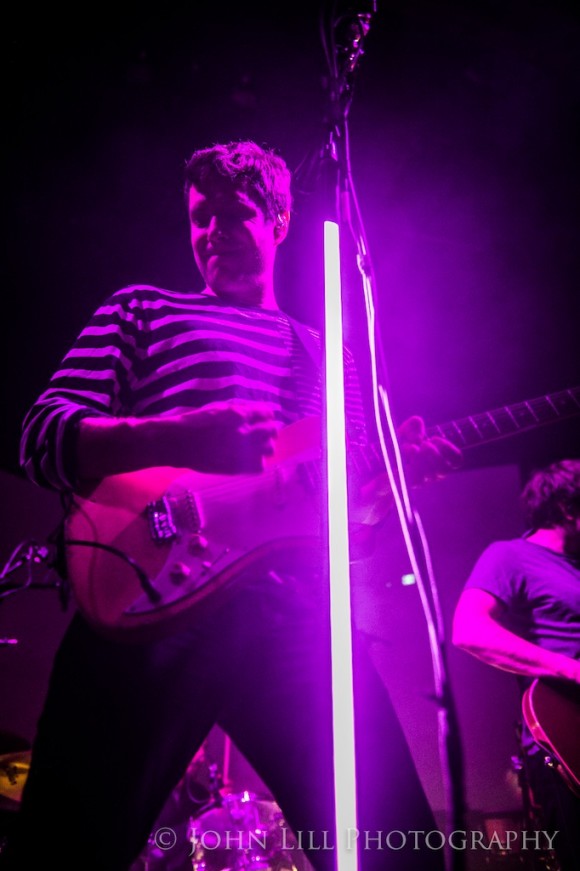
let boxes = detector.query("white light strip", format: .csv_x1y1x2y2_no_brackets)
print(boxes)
323,219,359,871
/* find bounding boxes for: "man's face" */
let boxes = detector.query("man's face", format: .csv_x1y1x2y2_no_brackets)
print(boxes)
188,179,279,306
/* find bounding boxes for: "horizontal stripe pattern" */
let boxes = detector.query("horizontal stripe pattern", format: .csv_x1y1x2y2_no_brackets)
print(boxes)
20,286,367,490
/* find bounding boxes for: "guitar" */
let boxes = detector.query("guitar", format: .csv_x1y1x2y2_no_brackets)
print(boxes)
64,385,580,642
521,677,580,798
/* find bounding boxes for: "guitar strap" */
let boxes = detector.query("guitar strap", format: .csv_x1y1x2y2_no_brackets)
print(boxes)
283,314,325,422
285,315,322,369
285,314,367,448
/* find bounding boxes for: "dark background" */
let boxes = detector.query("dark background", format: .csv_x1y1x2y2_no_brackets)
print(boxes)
2,1,579,840
3,0,579,478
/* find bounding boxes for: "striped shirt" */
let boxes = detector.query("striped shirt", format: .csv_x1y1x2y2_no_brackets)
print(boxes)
20,286,368,491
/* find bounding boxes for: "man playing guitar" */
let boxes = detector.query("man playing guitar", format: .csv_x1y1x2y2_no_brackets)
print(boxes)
2,140,460,871
453,458,580,870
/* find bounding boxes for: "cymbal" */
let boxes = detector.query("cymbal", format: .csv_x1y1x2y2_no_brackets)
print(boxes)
0,750,31,810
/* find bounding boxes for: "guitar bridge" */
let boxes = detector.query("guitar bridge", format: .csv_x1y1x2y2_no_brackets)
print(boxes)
146,496,178,542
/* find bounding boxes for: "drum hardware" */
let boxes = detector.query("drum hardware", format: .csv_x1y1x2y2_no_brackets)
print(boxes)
207,761,225,805
188,789,299,871
0,751,31,811
0,536,68,620
131,748,310,871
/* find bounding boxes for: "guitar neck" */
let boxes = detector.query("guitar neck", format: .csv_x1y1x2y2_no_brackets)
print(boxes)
347,386,580,481
427,386,580,450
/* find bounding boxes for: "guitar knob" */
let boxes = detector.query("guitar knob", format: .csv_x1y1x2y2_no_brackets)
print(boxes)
188,533,208,553
170,562,191,582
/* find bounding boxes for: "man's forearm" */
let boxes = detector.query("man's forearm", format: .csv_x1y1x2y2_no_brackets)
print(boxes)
453,618,580,683
76,416,181,482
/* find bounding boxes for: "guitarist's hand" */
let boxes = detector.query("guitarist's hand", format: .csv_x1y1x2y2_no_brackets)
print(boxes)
351,416,462,528
175,400,281,474
76,401,280,481
398,415,463,487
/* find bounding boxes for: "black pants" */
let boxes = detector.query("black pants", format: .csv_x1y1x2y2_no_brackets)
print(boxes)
0,571,443,871
524,749,580,871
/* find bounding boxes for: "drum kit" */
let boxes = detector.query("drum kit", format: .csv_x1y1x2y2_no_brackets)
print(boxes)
132,750,312,871
147,789,304,871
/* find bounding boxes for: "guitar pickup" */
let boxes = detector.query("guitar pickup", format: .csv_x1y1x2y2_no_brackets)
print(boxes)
146,496,178,542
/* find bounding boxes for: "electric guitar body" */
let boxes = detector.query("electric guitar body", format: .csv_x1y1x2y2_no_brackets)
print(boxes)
65,416,330,642
522,677,580,798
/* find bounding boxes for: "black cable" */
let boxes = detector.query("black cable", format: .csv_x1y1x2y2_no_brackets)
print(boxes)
63,539,161,603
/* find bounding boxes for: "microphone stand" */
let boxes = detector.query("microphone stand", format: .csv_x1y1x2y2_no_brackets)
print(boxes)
314,4,468,870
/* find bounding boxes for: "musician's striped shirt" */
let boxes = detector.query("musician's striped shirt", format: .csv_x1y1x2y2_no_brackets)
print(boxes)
20,286,368,491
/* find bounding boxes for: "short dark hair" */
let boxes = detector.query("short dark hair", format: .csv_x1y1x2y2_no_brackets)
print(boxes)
521,458,580,529
184,140,292,220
